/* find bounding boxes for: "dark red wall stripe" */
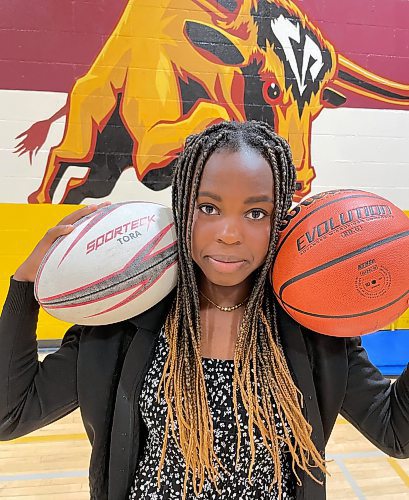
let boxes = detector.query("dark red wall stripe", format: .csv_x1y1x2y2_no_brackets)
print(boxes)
1,0,407,109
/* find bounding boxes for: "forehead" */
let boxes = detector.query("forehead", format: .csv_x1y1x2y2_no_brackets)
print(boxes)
198,148,274,197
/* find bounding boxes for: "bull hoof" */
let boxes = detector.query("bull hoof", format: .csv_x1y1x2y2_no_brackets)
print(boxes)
27,191,51,204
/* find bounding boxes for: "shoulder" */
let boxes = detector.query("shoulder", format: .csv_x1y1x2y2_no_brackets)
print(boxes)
64,289,175,348
126,289,175,333
274,300,350,362
61,324,84,346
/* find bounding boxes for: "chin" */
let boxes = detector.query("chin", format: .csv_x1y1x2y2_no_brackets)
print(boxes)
200,267,252,288
207,276,242,287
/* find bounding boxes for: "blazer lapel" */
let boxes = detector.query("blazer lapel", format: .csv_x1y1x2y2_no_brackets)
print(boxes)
108,291,175,500
276,304,326,499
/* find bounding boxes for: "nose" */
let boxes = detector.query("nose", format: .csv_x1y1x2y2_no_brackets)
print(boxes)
216,217,242,245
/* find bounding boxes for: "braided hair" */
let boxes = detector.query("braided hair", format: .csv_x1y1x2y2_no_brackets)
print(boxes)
157,121,326,498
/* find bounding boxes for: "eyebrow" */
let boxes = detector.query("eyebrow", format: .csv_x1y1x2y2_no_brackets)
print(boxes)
197,191,222,202
243,195,274,204
197,191,274,204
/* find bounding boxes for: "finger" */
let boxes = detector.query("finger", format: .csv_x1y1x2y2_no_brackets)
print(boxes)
15,131,28,140
29,150,33,164
58,205,97,226
59,201,111,226
42,224,74,245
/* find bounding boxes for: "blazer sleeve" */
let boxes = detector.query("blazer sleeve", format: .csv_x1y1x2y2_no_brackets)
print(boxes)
0,278,81,440
340,336,409,459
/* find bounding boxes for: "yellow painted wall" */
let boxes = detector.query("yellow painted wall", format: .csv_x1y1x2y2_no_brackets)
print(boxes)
0,204,80,340
0,203,408,340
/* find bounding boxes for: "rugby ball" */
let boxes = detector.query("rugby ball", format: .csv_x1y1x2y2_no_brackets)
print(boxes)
35,202,178,325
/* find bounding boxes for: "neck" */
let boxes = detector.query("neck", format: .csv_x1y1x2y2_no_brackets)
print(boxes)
198,276,252,309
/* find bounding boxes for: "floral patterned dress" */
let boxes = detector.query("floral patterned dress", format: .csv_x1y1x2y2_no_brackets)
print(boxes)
129,328,296,499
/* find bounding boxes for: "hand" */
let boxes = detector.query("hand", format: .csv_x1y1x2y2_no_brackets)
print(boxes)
13,202,111,283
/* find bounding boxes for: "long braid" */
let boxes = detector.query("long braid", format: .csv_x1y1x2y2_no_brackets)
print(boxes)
157,121,326,498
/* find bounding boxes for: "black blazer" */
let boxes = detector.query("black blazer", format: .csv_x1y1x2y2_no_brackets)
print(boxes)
1,279,408,500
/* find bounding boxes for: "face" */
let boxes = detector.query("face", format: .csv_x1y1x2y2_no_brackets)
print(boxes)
191,148,274,289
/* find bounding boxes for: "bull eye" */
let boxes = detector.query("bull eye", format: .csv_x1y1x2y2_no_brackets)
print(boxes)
267,83,280,100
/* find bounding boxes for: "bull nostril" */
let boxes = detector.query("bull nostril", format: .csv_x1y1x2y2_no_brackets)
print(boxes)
267,83,280,100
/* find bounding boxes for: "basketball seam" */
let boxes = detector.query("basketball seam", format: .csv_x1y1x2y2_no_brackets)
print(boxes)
280,289,409,319
277,229,409,299
275,193,385,257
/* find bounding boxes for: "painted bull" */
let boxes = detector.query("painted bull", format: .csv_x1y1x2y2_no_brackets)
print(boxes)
15,0,409,204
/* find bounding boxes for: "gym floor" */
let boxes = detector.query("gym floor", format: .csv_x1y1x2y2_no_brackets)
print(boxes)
1,410,408,499
0,350,408,499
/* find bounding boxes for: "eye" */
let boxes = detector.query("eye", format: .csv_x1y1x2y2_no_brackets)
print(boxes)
246,209,268,220
267,82,280,100
198,204,219,215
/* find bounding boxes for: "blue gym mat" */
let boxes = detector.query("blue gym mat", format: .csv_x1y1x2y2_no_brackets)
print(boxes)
362,329,408,376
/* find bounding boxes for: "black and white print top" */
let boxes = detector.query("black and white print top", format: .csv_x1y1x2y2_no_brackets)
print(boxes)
129,327,296,499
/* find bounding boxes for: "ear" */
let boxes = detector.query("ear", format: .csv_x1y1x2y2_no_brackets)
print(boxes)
322,88,346,107
184,20,245,65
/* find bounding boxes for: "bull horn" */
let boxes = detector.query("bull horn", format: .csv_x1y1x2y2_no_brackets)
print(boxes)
190,0,234,17
334,54,409,106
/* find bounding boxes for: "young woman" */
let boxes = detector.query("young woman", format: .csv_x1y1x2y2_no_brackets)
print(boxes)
0,121,408,500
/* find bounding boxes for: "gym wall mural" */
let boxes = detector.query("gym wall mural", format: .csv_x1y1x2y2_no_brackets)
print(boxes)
0,0,408,337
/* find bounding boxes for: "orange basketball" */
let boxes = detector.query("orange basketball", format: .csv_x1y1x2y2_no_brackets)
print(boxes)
271,190,409,337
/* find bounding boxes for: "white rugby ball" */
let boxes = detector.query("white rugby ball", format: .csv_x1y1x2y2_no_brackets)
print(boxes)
35,202,178,325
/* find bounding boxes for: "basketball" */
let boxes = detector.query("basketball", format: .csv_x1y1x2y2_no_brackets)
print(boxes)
35,202,178,325
271,190,409,337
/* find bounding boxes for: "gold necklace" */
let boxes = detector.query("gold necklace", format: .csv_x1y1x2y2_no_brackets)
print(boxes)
199,290,248,312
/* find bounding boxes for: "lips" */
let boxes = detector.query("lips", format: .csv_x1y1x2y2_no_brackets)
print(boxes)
206,255,247,273
207,255,246,263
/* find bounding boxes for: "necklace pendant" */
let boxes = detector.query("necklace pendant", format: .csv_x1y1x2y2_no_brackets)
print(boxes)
199,290,249,312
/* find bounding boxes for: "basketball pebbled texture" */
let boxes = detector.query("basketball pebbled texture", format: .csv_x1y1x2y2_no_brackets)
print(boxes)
35,202,178,325
271,190,409,337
